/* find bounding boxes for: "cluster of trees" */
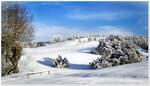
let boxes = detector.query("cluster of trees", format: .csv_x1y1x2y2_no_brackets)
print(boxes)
90,35,145,69
2,2,34,76
124,36,148,50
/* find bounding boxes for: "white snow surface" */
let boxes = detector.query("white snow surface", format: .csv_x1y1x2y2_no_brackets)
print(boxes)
2,39,149,86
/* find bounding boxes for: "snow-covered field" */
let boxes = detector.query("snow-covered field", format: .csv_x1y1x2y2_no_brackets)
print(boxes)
2,39,149,86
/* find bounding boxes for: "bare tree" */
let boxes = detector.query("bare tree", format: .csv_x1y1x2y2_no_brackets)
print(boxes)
2,2,34,76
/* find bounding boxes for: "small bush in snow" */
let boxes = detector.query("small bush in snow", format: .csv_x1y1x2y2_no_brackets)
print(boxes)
53,55,70,68
89,57,112,69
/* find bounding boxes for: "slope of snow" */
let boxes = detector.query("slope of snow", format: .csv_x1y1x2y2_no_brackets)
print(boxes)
18,40,99,72
2,39,149,86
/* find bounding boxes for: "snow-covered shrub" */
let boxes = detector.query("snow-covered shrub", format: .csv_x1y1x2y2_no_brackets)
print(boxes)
119,55,129,64
95,40,112,57
53,55,70,68
90,35,144,69
124,36,148,50
37,42,46,47
89,57,112,69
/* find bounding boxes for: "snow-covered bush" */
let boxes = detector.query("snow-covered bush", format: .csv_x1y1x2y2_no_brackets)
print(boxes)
124,36,148,50
89,57,112,69
53,55,70,68
90,35,143,69
95,39,112,57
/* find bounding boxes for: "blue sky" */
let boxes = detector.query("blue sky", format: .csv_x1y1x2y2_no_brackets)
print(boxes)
20,2,148,41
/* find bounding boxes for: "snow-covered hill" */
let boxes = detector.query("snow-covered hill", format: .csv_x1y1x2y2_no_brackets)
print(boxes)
2,39,149,86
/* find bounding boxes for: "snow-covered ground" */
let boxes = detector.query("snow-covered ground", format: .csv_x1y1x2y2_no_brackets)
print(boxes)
2,39,149,86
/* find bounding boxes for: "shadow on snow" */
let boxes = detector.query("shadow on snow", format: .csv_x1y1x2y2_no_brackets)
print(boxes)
37,57,91,70
37,57,54,67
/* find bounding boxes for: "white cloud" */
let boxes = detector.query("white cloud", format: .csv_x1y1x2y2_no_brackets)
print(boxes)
67,11,132,21
34,23,88,41
34,23,133,41
96,26,133,36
